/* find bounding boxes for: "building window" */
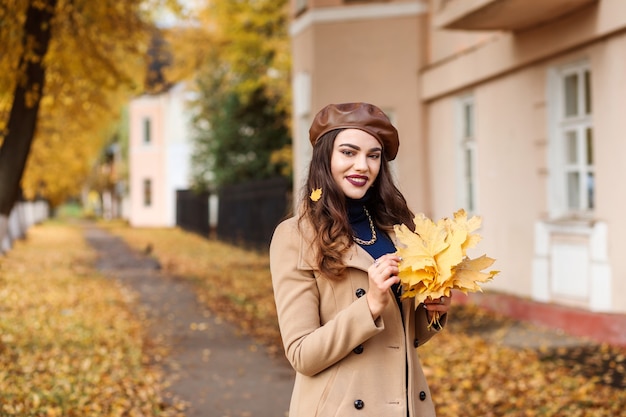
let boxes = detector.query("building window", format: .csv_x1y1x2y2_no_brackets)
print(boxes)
457,95,477,213
143,179,152,207
143,117,152,144
550,61,593,217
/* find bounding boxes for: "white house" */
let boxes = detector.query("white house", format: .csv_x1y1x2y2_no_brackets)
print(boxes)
128,83,194,227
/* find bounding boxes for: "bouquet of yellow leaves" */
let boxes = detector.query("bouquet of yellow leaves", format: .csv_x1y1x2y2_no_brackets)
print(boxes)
394,209,499,327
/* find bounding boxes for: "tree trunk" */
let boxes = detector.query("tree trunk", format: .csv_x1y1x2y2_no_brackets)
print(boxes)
0,0,57,217
0,0,56,252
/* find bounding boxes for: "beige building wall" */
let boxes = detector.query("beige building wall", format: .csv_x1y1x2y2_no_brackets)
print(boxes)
290,0,626,315
423,0,626,313
589,33,626,311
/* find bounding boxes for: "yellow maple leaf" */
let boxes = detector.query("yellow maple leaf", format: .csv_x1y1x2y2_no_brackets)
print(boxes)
399,267,436,290
310,188,322,202
394,221,445,273
414,213,449,251
454,209,483,252
452,255,499,293
435,227,467,284
453,208,481,232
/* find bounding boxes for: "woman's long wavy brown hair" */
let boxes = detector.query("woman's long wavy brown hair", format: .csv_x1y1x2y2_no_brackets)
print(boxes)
298,129,416,279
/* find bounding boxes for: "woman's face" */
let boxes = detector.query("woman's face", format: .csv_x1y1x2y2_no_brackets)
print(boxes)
330,129,382,199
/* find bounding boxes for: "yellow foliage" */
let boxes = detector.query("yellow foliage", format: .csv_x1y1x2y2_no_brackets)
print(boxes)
166,0,291,115
394,209,499,304
1,0,155,205
270,144,293,177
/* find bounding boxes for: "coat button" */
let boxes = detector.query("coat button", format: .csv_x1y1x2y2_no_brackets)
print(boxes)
353,344,364,354
419,391,427,401
414,338,419,348
355,288,366,298
354,399,365,409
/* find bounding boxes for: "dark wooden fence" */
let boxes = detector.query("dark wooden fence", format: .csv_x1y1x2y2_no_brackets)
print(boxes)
176,189,211,237
217,177,291,249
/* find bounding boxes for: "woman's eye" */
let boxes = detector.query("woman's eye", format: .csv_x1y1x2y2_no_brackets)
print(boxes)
369,154,381,160
341,150,354,156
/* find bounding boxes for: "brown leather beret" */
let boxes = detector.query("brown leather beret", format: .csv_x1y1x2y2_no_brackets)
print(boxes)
309,102,399,160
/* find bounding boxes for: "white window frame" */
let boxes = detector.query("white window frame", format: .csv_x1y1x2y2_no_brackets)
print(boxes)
547,60,594,219
455,94,478,214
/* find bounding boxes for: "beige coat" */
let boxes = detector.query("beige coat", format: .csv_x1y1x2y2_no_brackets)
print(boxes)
270,216,444,417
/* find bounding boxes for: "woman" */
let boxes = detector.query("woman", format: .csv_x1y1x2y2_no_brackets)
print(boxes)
270,102,451,416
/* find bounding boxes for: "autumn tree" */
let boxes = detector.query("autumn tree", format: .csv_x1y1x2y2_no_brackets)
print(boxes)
0,0,178,247
0,0,57,243
190,53,291,187
167,0,292,189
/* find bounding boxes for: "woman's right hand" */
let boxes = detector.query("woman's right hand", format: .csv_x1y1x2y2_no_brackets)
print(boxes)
366,254,401,319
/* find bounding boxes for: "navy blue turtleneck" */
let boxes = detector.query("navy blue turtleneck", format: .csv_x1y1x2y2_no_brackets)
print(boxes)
347,197,395,259
347,192,402,309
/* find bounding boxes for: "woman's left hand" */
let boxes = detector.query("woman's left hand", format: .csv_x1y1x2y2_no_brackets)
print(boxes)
423,295,452,318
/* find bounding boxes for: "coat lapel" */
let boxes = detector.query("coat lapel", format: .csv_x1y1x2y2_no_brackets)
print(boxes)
297,236,374,272
343,244,375,272
343,229,398,272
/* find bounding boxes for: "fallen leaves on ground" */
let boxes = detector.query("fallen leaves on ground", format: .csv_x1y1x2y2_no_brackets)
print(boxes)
104,222,282,355
420,305,625,417
104,222,626,417
0,223,182,416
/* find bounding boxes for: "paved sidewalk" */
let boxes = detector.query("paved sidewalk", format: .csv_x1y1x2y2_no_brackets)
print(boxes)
84,225,294,417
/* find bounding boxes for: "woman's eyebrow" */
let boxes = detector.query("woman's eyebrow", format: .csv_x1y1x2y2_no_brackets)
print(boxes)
338,143,383,152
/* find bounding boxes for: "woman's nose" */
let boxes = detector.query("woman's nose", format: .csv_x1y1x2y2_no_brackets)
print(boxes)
354,155,368,171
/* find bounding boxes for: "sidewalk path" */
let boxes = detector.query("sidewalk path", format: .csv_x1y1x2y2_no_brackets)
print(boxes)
84,225,294,417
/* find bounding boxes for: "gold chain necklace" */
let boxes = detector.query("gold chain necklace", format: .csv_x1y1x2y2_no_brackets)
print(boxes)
353,206,377,246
